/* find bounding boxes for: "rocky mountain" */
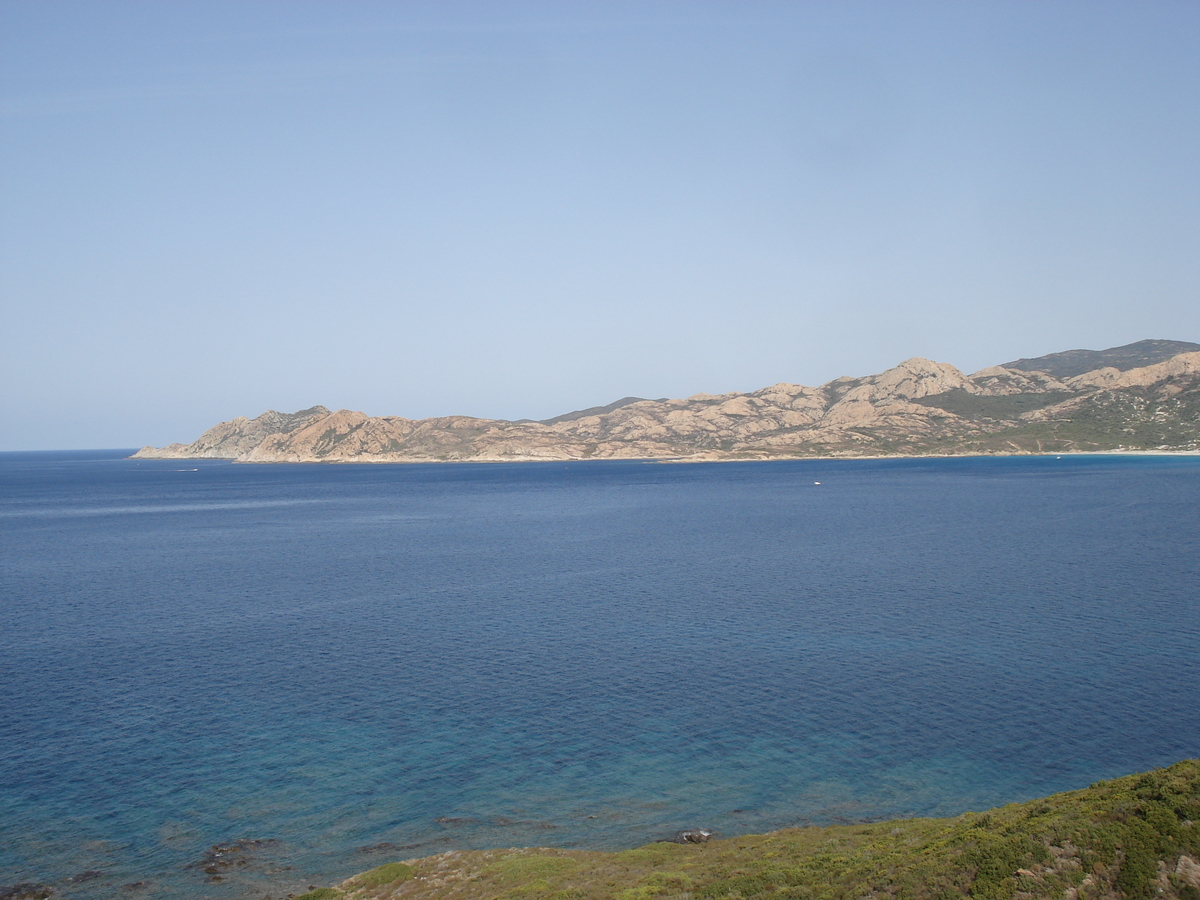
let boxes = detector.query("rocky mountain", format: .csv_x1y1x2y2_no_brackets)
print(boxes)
131,342,1200,462
139,405,332,459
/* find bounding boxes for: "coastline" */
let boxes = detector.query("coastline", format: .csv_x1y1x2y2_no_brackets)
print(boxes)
126,347,1200,467
280,759,1200,900
16,760,1198,900
126,447,1200,464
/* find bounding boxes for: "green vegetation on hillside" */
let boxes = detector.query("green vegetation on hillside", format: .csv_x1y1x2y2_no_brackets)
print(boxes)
301,759,1200,900
911,390,1075,420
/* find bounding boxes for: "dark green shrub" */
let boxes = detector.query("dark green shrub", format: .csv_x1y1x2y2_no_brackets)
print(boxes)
1114,819,1158,899
968,834,1049,900
1140,801,1180,850
694,870,803,899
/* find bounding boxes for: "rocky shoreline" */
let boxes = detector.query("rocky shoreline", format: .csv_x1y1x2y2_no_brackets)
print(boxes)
6,756,1198,899
283,759,1200,900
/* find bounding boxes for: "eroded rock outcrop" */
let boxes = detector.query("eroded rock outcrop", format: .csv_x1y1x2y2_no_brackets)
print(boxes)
133,406,330,459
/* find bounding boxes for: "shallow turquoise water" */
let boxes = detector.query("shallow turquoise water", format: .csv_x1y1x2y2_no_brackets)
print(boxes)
1,453,1198,897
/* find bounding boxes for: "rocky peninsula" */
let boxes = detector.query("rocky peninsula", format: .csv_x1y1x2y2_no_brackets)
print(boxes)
132,340,1200,463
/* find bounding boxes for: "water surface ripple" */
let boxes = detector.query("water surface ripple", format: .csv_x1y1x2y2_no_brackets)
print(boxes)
1,453,1198,897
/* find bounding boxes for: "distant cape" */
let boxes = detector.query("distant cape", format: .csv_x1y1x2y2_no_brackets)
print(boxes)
133,339,1200,462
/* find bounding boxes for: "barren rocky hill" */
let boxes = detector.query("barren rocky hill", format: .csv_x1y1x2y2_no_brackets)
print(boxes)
132,342,1200,462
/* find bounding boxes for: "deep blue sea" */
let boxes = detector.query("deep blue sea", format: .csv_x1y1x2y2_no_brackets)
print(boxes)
2,452,1198,898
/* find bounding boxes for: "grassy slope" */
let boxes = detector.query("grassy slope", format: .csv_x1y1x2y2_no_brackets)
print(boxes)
293,759,1200,900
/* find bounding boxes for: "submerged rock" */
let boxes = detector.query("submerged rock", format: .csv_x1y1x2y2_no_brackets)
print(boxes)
357,841,410,854
185,838,282,882
0,885,54,900
64,872,103,884
434,816,479,826
492,816,558,830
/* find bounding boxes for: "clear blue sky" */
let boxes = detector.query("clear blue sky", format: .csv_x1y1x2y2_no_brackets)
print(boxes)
2,1,1198,450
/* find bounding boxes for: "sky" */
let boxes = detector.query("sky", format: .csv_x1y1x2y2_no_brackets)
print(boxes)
2,1,1198,450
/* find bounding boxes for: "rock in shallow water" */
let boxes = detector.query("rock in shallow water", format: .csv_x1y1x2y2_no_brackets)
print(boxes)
184,838,282,883
64,872,103,884
0,885,54,900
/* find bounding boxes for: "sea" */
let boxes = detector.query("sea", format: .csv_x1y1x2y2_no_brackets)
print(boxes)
1,451,1198,898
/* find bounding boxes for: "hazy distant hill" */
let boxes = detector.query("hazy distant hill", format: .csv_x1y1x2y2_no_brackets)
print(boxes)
1002,339,1200,378
132,340,1200,462
536,395,663,426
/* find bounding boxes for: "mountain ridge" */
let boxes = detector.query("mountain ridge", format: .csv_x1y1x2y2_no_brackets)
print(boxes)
132,341,1200,462
1001,339,1200,379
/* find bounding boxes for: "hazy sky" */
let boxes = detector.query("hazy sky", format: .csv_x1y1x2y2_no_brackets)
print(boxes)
2,1,1198,450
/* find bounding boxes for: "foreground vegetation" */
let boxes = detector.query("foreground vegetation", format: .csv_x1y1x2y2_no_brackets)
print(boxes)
291,759,1200,900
